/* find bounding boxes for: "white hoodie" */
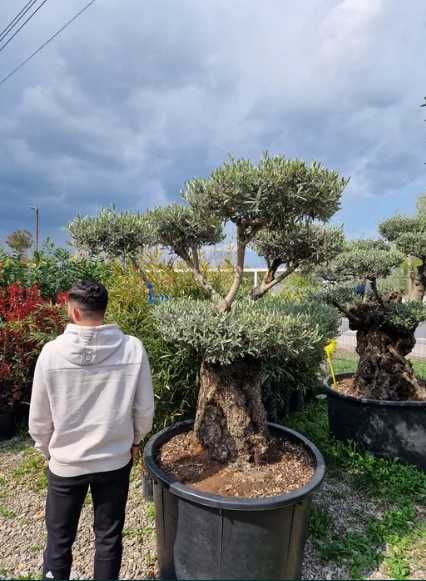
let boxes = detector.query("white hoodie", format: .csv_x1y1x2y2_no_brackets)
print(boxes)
29,324,154,477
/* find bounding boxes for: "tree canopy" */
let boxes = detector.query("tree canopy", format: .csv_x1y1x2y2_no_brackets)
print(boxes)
380,214,426,260
153,296,338,366
328,240,403,281
147,154,347,311
68,208,149,262
6,229,33,256
251,223,344,299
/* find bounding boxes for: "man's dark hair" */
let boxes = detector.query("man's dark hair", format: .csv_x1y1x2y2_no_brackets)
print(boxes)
68,280,108,316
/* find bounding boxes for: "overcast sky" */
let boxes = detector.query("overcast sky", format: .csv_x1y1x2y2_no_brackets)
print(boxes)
0,0,425,262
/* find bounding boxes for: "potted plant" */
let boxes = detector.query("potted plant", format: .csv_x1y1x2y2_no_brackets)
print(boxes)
137,154,346,580
319,237,426,470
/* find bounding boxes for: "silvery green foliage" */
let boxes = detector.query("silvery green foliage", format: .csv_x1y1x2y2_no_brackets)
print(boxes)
152,297,338,366
386,301,426,330
145,204,224,259
316,283,359,307
326,240,403,281
183,155,347,235
68,209,150,260
380,214,426,260
317,283,426,331
252,223,344,270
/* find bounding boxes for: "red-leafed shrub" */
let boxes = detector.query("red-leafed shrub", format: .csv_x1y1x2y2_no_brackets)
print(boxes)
0,283,43,322
56,291,69,306
0,283,65,410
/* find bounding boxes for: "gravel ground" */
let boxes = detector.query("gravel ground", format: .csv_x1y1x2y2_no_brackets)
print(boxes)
0,436,424,580
0,437,156,580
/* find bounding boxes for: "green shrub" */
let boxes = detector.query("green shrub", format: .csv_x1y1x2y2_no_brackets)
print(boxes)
138,251,252,300
0,241,112,299
278,272,321,302
106,265,199,432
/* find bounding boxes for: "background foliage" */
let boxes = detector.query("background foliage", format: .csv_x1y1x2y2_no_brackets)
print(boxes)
0,241,112,299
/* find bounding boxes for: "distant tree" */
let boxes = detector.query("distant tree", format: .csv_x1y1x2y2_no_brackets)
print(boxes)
380,212,426,301
416,195,426,216
6,230,33,257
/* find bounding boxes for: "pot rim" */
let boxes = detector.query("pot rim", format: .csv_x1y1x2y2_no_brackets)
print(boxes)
143,420,325,511
324,372,426,407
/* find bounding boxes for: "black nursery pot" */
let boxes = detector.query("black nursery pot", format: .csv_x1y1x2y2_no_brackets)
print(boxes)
144,420,325,580
325,373,426,470
0,408,16,441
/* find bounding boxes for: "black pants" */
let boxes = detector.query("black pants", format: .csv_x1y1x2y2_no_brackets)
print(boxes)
43,460,132,581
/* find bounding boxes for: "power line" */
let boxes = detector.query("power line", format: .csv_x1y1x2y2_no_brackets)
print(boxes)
0,0,96,89
0,0,50,54
0,0,39,43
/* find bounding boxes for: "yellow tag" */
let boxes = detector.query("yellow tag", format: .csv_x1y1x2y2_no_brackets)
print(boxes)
324,340,337,387
324,339,337,357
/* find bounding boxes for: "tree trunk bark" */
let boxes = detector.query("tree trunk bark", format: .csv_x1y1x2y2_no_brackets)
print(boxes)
353,325,422,400
410,262,426,302
194,359,269,464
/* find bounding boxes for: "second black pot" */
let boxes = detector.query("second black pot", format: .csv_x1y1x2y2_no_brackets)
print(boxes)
325,373,426,470
144,420,325,580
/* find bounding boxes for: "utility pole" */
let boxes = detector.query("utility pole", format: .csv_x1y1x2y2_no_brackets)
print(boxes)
31,206,39,252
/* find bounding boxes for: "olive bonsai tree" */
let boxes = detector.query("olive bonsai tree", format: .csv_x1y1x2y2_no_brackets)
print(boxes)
145,154,347,464
380,213,426,301
68,208,149,266
319,239,426,401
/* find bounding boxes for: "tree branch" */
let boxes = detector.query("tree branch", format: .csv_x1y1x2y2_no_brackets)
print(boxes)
370,277,384,307
251,263,298,301
263,258,282,285
186,246,223,304
129,255,149,285
331,300,360,325
217,226,246,312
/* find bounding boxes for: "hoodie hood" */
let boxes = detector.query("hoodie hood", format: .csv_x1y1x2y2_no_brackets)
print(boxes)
59,324,125,366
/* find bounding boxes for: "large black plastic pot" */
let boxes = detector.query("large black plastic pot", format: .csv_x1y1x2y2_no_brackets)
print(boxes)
144,420,325,580
325,373,426,470
0,409,16,441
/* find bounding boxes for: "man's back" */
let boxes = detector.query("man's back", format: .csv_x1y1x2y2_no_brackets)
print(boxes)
28,280,155,580
29,323,154,477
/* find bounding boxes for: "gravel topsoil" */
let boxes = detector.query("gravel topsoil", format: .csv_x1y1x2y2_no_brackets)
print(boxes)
0,435,424,580
335,377,426,400
159,431,315,498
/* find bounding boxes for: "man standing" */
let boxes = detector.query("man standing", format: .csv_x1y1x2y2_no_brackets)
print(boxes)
29,280,155,580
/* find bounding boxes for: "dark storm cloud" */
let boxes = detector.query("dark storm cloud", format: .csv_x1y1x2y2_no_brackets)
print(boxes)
0,0,425,247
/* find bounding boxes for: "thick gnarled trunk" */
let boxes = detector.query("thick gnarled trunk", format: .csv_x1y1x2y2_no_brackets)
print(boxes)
353,325,422,400
194,359,269,464
410,262,426,302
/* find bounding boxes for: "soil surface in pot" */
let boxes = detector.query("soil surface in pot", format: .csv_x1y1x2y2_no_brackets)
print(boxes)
334,377,426,401
158,431,315,498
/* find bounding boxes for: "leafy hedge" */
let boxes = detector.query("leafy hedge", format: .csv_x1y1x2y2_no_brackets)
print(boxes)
0,245,338,428
105,265,200,432
0,243,112,299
